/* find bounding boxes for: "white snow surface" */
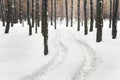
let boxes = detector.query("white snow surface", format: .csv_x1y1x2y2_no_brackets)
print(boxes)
0,20,120,80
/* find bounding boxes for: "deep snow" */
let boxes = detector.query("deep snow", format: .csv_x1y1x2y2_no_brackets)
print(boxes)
0,20,120,80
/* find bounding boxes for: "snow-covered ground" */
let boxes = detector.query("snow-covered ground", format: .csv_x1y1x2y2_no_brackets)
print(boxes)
0,20,120,80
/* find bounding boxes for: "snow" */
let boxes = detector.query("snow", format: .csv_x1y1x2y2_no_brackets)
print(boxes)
0,20,120,80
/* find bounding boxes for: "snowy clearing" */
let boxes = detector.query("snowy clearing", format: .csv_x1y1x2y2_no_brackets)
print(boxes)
0,20,120,80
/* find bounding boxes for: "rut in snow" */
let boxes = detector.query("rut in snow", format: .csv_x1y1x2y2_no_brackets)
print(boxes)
20,29,100,80
69,31,100,80
20,30,68,80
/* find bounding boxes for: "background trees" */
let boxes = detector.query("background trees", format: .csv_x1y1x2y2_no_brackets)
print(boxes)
0,0,120,55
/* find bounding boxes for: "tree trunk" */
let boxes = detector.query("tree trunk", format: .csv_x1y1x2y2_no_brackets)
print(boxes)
109,0,112,28
96,0,103,42
71,0,73,27
1,0,5,26
42,0,48,55
112,0,119,39
35,0,39,33
32,0,35,27
90,0,94,32
51,0,53,25
77,0,80,31
27,0,32,35
5,0,11,33
65,0,68,27
54,0,56,29
84,0,88,35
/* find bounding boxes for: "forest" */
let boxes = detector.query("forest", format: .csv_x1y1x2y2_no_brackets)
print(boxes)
0,0,120,55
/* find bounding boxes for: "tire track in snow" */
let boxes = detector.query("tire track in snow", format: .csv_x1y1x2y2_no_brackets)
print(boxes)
20,30,68,80
70,31,101,80
52,29,100,80
20,29,101,80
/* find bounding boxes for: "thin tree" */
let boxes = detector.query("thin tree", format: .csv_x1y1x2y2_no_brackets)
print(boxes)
27,0,32,35
89,0,94,32
11,0,14,27
35,0,39,33
112,0,119,39
5,0,11,33
65,0,68,27
1,0,5,26
42,0,48,55
54,0,56,29
19,0,22,23
51,0,53,25
96,0,103,42
109,0,112,28
32,0,35,27
84,0,88,35
13,0,17,23
71,0,73,27
77,0,80,31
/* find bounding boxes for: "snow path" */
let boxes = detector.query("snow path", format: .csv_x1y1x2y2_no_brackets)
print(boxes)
20,30,67,80
20,29,98,80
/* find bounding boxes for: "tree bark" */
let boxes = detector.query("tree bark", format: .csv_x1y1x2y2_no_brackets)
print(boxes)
5,0,11,33
96,0,103,42
112,0,119,39
77,0,80,31
42,0,48,55
109,0,112,28
90,0,94,32
65,0,68,27
71,0,73,27
84,0,88,35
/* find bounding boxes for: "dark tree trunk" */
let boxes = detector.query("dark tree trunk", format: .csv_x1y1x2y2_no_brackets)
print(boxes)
13,0,17,23
1,0,5,26
84,0,88,35
65,0,68,27
109,0,112,28
11,0,14,27
112,0,119,39
27,0,32,35
90,0,94,32
42,0,48,55
19,0,22,24
77,0,80,31
32,0,35,27
38,4,40,27
5,0,11,33
96,0,103,42
71,0,73,27
35,0,39,33
54,0,56,29
51,0,53,25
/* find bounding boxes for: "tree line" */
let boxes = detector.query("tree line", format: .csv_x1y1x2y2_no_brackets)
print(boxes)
0,0,119,55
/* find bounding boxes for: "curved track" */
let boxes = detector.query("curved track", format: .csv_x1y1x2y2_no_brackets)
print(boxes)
20,29,99,80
